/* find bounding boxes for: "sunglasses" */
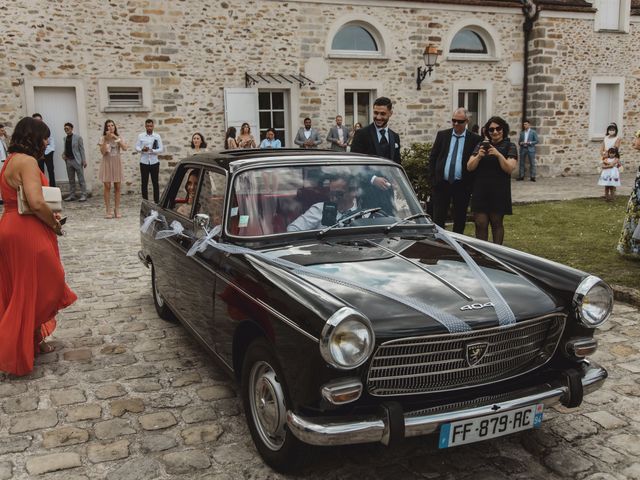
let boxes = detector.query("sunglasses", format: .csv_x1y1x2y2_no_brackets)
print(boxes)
451,119,466,125
488,126,503,133
329,190,347,199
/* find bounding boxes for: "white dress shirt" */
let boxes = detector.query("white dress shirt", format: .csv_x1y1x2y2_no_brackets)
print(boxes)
136,132,163,165
44,135,55,155
0,138,7,163
287,200,358,232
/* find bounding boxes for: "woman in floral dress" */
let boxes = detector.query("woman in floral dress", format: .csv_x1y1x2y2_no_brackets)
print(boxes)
617,130,640,256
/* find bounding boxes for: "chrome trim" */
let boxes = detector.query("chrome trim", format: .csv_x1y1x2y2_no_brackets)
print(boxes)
573,275,614,328
216,273,320,344
320,307,375,370
365,240,473,301
287,363,607,447
321,378,363,405
367,313,566,396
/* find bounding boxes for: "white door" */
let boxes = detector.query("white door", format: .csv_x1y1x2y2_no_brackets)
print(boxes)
224,88,259,146
33,87,79,183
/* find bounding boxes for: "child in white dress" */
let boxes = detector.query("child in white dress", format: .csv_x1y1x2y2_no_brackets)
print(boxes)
598,147,621,201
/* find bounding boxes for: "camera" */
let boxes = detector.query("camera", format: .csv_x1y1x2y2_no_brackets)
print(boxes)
481,141,491,150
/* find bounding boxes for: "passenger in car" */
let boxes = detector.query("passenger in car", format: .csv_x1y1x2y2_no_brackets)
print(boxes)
287,175,358,231
175,170,199,217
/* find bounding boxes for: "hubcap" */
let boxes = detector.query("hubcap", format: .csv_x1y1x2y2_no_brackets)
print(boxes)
249,360,287,450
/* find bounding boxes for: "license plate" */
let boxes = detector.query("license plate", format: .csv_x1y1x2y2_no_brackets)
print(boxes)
438,403,544,448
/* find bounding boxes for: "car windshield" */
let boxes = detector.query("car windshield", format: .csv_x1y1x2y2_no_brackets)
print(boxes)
227,163,426,237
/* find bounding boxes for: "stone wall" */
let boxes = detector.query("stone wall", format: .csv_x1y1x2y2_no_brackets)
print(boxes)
0,0,637,195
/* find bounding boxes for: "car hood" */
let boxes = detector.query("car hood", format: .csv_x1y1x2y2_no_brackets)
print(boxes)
266,236,559,338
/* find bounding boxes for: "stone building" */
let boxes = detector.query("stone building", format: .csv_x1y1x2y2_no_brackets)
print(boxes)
0,0,638,193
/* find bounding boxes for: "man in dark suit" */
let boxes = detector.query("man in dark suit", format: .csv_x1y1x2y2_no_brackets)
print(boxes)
351,97,401,215
429,108,481,234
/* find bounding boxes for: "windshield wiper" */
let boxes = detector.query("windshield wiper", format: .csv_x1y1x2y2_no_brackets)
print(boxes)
317,207,382,238
384,213,433,233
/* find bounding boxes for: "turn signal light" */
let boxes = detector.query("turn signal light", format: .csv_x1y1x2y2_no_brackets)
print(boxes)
321,378,363,405
565,338,598,358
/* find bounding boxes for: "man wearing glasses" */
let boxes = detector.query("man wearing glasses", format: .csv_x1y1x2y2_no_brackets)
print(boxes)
429,108,481,234
287,174,358,232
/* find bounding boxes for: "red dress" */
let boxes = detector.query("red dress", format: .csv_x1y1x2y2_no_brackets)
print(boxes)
0,154,77,376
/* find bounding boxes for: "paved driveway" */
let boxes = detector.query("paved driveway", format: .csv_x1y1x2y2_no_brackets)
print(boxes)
1,196,639,479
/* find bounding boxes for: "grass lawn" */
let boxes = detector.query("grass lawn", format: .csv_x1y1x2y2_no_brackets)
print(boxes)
503,197,639,291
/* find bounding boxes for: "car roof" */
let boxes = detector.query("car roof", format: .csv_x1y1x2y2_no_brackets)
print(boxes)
178,149,398,173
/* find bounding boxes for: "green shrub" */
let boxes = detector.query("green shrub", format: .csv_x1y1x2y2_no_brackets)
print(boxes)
401,142,432,203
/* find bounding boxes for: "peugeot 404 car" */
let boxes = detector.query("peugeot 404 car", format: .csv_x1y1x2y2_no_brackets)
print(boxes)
139,149,612,472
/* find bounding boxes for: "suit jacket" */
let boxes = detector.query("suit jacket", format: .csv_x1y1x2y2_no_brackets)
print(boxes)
294,127,322,148
518,129,539,152
429,128,481,186
62,133,86,166
326,125,350,151
350,123,401,164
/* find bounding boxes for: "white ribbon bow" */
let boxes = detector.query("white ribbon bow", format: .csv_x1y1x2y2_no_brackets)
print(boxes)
155,220,185,239
140,210,162,233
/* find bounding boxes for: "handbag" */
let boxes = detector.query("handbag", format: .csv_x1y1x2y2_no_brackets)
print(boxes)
17,186,62,214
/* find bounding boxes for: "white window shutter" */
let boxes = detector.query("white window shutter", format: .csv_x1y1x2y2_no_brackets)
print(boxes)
224,88,259,137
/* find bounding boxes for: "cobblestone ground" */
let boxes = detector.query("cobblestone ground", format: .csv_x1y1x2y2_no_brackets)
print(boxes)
1,195,639,480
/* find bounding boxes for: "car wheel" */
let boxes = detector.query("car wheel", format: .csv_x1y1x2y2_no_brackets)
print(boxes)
241,338,309,473
151,263,176,322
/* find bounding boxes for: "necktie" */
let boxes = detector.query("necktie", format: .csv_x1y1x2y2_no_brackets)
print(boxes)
379,129,391,159
380,129,388,145
447,135,462,183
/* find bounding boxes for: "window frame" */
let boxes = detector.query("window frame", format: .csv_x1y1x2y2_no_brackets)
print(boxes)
98,78,152,113
588,76,625,140
326,17,387,60
445,23,499,62
594,0,631,33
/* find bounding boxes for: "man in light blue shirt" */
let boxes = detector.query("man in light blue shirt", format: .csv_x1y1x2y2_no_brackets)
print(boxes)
32,113,56,187
259,128,282,149
136,119,163,203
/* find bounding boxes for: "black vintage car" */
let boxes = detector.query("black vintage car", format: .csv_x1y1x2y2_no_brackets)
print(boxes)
139,149,612,472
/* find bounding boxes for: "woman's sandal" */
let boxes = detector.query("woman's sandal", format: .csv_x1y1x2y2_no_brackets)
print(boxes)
115,211,122,219
39,341,55,354
105,212,113,219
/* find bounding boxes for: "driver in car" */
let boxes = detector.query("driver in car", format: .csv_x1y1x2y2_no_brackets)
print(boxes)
287,175,359,232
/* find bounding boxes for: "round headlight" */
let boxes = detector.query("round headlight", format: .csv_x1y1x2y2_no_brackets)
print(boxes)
320,307,375,370
573,275,613,328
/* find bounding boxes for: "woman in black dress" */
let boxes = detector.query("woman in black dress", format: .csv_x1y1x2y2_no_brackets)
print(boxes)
467,116,518,244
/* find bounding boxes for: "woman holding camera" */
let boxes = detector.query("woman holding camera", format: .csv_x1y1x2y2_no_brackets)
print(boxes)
0,117,77,376
467,116,518,244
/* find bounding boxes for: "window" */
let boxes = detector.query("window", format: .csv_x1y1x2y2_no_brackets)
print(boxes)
590,77,624,138
172,168,202,218
332,25,377,52
451,30,487,54
457,90,485,129
107,87,143,107
258,91,288,146
344,91,371,128
196,170,227,233
328,19,385,58
98,79,152,112
594,0,630,31
446,24,497,61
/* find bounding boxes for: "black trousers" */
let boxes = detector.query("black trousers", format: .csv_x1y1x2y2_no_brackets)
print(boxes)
37,151,56,187
432,180,471,234
140,163,160,203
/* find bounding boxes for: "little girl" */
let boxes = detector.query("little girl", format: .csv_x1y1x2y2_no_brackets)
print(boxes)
598,147,621,201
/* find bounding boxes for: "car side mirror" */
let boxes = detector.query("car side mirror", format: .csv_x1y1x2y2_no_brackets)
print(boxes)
194,213,210,233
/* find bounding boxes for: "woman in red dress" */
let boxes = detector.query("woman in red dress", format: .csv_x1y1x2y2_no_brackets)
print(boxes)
0,117,77,376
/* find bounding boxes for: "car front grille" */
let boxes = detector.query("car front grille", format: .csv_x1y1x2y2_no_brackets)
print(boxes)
367,314,566,396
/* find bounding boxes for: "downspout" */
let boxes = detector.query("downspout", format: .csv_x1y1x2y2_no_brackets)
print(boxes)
521,0,541,123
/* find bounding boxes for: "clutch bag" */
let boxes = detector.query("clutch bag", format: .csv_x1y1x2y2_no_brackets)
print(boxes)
17,186,62,214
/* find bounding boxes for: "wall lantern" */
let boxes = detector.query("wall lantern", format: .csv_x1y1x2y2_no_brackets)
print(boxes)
416,44,441,90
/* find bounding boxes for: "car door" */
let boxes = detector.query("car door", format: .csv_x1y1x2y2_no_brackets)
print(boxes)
171,167,228,350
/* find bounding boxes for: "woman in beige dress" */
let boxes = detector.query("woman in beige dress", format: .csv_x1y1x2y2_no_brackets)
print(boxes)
237,123,256,149
98,120,127,219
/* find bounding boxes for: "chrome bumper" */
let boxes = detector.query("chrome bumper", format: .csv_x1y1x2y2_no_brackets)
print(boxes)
287,362,607,447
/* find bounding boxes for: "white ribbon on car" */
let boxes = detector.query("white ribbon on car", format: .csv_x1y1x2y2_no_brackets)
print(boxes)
155,220,185,239
434,227,516,326
140,210,162,234
143,217,514,332
186,225,222,257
